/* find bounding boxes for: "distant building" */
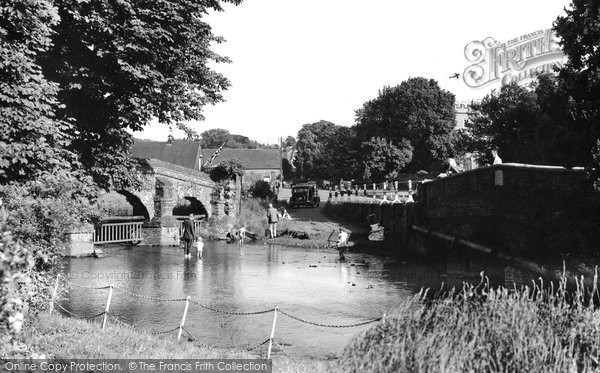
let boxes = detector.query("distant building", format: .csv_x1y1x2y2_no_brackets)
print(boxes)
131,139,202,170
201,148,281,185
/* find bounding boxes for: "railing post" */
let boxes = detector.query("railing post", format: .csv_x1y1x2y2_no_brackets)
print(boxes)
267,306,278,359
102,285,113,330
177,296,191,342
49,274,60,315
408,180,413,191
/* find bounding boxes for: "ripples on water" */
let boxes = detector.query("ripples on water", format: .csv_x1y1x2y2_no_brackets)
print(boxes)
61,242,538,360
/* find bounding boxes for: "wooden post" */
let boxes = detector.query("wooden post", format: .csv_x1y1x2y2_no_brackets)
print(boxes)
102,285,113,330
267,306,278,359
177,296,191,342
408,180,413,191
49,274,60,315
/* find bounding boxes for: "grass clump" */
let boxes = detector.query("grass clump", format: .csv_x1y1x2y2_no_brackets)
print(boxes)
336,270,600,373
9,313,324,373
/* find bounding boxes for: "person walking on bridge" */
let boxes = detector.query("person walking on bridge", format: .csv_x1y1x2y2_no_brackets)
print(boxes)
181,213,196,258
267,203,279,238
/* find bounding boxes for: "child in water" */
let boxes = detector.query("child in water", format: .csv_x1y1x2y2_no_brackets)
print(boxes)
193,237,204,259
336,228,349,261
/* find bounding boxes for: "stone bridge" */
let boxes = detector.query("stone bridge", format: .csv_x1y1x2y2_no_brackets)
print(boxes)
104,158,238,246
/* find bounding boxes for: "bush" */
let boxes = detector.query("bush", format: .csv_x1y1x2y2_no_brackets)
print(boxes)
209,159,244,183
0,173,101,250
0,173,100,319
235,198,268,239
249,180,275,200
0,212,34,352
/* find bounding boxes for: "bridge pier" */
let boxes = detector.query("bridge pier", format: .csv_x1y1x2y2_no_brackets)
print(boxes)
65,223,95,257
142,177,180,246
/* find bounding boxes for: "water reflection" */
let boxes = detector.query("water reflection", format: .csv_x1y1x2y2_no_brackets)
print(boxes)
61,242,539,360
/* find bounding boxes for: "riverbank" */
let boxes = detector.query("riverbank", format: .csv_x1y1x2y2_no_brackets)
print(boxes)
8,313,327,373
335,273,600,373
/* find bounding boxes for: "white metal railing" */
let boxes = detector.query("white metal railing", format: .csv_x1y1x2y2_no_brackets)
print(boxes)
177,219,204,237
94,221,143,245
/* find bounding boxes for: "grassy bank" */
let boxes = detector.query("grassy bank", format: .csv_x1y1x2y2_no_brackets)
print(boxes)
8,313,325,373
335,272,600,373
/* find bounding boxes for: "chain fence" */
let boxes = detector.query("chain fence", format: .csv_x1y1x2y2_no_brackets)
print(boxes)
53,279,384,359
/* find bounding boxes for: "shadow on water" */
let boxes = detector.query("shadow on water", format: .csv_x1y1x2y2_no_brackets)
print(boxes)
60,241,547,360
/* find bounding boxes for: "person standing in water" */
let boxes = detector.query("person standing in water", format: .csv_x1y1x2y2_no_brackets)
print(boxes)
336,228,349,261
267,203,279,238
181,213,196,258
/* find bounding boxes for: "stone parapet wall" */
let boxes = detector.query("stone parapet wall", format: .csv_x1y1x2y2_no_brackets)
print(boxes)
325,164,600,260
418,164,600,259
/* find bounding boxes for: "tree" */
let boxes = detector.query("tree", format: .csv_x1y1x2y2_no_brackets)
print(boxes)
554,0,600,167
465,83,539,163
201,128,231,148
362,137,413,182
284,136,296,148
463,76,591,166
0,0,78,183
355,77,456,172
39,0,242,189
294,121,357,181
209,159,244,183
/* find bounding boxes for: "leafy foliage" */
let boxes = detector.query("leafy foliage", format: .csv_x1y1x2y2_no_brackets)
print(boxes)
249,180,275,200
294,121,358,181
361,137,413,182
39,0,241,189
209,159,245,183
284,136,296,148
554,0,600,178
0,211,34,349
0,0,79,183
0,173,100,250
355,77,456,172
200,128,274,149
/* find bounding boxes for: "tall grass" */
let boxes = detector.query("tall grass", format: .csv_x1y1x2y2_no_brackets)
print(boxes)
336,268,600,373
235,198,269,239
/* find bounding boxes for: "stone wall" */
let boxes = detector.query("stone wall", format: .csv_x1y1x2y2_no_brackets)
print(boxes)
325,164,600,260
419,164,600,259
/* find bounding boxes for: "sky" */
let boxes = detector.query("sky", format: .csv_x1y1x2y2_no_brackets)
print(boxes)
135,0,572,145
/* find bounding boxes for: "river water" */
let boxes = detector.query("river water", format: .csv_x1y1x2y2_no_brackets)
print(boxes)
61,242,538,360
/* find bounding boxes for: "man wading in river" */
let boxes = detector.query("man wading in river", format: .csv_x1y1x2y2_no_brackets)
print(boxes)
267,203,279,238
181,213,196,258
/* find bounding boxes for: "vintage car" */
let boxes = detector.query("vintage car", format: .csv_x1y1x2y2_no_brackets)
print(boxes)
289,184,320,208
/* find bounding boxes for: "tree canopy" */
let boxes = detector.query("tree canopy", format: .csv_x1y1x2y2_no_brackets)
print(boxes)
355,77,456,172
554,0,600,166
294,120,356,181
34,0,241,189
0,0,79,183
361,137,413,182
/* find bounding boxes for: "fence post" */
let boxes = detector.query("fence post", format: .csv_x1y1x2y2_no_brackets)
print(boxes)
177,296,191,342
408,180,413,191
102,285,113,330
267,306,278,359
49,274,60,315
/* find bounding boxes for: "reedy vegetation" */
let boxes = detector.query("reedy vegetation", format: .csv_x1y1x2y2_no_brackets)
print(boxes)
336,270,600,373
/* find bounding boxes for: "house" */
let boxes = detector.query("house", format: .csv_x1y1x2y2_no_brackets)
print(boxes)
201,148,281,185
131,139,202,170
131,139,283,184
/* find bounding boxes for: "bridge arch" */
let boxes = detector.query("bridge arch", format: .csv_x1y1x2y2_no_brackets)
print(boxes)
97,190,151,220
173,196,208,217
